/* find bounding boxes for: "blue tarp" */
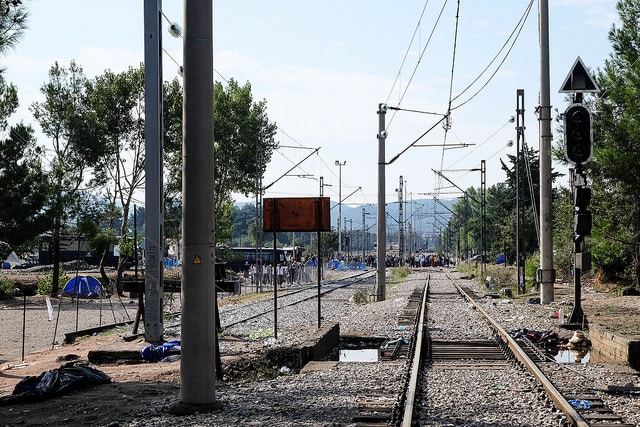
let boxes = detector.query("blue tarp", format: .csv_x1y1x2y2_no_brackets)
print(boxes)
62,276,104,298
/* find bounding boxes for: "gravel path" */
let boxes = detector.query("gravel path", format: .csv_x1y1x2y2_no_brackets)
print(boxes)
1,293,138,363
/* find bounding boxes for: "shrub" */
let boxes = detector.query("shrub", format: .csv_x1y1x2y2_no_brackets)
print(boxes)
36,270,68,295
392,266,410,279
351,288,370,304
0,277,13,299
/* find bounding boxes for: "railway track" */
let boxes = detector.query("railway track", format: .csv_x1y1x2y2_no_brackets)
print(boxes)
220,269,375,328
394,269,635,427
64,269,376,339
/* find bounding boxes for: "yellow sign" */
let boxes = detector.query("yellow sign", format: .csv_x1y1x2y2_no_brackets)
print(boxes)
193,256,202,264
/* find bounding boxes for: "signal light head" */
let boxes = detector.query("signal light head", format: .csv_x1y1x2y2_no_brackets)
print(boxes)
564,104,593,164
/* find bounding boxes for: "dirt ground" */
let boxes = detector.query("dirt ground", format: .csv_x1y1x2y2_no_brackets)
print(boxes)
0,268,639,426
0,331,183,426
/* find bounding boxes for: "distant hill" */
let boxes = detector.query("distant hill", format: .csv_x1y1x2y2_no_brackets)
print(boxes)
235,198,456,236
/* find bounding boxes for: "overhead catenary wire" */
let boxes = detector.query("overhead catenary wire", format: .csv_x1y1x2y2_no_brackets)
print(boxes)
450,0,535,110
431,0,461,209
385,0,450,129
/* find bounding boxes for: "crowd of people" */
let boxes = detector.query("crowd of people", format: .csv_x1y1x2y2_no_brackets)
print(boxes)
241,251,451,290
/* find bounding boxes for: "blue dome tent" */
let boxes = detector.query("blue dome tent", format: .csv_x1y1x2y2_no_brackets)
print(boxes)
63,276,104,298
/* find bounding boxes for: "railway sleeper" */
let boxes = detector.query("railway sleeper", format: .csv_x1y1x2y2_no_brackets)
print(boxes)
562,393,632,425
590,424,636,427
428,339,507,362
514,336,550,362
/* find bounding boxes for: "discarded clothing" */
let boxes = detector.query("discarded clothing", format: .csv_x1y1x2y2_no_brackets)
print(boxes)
568,399,592,409
510,328,568,348
0,364,111,405
383,338,410,348
140,340,181,362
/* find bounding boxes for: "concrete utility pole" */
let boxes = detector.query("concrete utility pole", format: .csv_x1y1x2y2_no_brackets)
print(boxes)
180,0,216,404
397,176,404,262
538,0,555,303
335,160,346,258
143,0,164,344
376,103,387,301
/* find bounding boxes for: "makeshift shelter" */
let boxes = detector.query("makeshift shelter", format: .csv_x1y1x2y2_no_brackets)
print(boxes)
62,276,104,298
2,251,24,269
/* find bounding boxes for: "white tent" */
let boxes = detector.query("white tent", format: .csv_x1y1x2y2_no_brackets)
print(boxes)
4,251,24,268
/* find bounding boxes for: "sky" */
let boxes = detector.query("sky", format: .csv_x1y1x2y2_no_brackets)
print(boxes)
2,0,620,213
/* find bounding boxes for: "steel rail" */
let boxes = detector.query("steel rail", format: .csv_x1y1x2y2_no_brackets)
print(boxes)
400,273,429,427
221,270,376,329
444,271,589,427
66,271,376,341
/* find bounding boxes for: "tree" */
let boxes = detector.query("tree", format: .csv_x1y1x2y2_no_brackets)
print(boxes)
30,61,103,294
499,145,549,258
231,203,256,246
0,70,18,130
85,66,146,294
591,0,640,285
0,0,28,59
0,123,53,252
163,78,278,244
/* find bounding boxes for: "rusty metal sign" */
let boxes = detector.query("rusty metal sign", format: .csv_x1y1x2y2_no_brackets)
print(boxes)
263,197,331,232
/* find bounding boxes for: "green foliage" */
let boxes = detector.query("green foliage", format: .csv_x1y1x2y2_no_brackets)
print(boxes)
351,288,370,304
0,122,54,249
37,270,68,295
524,254,539,288
590,238,629,281
589,0,640,285
0,73,19,130
0,276,13,298
484,265,513,288
163,78,277,244
248,328,274,340
551,187,575,281
392,266,410,279
0,1,28,56
117,235,135,259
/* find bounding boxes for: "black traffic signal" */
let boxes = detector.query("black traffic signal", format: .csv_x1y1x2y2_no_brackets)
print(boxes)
574,186,592,237
564,104,593,164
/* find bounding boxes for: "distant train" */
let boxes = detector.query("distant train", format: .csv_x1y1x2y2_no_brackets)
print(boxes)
38,236,136,268
218,246,297,273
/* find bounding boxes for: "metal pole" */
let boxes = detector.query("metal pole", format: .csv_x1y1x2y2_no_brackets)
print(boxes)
143,0,164,344
318,178,323,328
377,104,387,301
273,231,278,339
481,160,486,279
180,0,216,404
568,167,586,325
362,208,366,260
516,89,525,293
539,0,555,303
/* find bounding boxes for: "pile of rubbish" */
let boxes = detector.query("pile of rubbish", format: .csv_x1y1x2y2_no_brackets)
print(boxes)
511,328,568,349
0,364,111,405
511,328,591,350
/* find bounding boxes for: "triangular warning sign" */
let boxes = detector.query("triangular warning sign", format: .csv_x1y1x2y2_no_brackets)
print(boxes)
559,56,600,93
193,256,202,264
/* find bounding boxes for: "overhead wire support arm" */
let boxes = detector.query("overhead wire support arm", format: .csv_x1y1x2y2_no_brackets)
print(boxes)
330,186,363,210
388,115,448,165
433,197,457,216
263,147,320,191
431,169,479,204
